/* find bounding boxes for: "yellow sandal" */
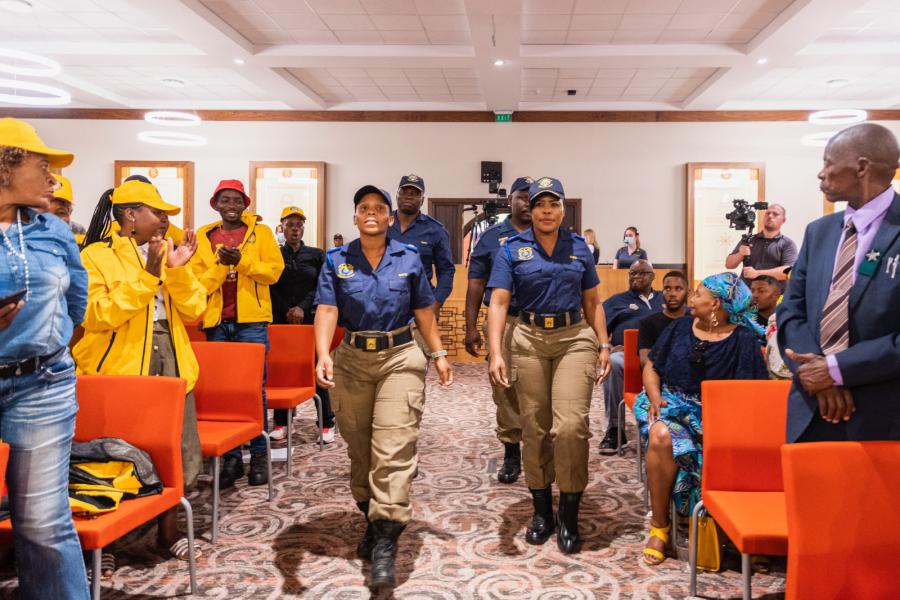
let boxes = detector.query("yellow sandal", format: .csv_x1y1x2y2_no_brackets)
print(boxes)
642,523,670,566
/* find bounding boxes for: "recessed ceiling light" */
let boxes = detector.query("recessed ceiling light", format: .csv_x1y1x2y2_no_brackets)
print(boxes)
233,58,245,65
161,77,186,88
494,59,505,67
808,108,867,125
826,78,850,88
756,57,768,65
0,0,34,13
0,78,70,106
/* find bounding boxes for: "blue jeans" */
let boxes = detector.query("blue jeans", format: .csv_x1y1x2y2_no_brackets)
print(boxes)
0,351,90,600
205,322,269,458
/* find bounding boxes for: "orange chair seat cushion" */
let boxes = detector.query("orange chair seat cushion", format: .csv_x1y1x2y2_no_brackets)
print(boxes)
266,386,314,410
197,420,261,456
704,490,788,556
0,487,180,550
623,392,637,410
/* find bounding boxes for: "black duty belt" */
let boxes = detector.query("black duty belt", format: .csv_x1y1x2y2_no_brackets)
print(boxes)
345,327,413,352
0,348,66,379
520,310,582,330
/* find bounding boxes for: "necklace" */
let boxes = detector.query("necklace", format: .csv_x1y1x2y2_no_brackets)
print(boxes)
1,208,29,298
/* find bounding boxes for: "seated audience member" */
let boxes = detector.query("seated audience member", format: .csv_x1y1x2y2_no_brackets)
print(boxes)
583,228,600,264
191,179,284,489
637,270,689,367
750,274,781,330
270,206,335,444
635,272,767,566
599,259,663,454
75,180,206,563
613,226,648,269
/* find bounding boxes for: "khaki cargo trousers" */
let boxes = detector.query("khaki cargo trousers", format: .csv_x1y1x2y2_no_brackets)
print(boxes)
484,316,522,444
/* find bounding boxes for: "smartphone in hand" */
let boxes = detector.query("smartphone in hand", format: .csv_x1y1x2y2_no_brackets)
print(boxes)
0,289,26,307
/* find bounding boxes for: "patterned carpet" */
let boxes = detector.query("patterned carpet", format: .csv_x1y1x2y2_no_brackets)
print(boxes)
0,363,786,599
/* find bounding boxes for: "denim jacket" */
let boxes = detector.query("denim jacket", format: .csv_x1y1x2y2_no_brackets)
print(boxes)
0,208,87,362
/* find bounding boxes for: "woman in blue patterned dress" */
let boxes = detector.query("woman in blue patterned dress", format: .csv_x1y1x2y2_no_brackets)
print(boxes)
636,272,767,566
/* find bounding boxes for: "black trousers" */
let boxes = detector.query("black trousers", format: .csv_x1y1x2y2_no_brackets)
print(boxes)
796,412,848,442
274,385,335,428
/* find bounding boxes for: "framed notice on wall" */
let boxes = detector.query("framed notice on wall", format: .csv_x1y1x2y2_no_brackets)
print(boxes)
249,162,326,249
686,162,766,285
822,167,900,215
114,161,194,229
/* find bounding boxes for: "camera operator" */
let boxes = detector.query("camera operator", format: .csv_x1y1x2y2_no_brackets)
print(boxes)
725,203,797,288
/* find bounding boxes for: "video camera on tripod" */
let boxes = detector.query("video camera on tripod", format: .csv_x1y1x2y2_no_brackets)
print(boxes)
480,161,508,226
726,198,768,266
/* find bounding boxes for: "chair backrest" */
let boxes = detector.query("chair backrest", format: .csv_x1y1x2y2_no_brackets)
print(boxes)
182,318,206,342
330,326,344,353
74,375,186,492
701,379,791,493
782,442,900,600
623,328,641,395
267,325,315,388
191,341,265,425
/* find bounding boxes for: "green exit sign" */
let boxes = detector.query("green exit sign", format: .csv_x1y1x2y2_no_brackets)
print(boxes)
495,113,512,122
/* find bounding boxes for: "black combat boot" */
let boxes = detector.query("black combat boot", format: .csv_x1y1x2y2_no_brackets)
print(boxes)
556,491,583,554
356,501,375,560
497,442,521,484
525,486,554,545
369,520,406,589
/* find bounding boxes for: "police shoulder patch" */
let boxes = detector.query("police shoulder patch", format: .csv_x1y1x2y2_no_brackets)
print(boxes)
517,246,534,261
336,263,355,279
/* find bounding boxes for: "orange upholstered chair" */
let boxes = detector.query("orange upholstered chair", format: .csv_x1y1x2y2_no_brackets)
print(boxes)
182,318,206,342
689,379,791,600
192,341,272,543
266,325,323,476
782,442,900,600
0,376,199,600
616,329,645,494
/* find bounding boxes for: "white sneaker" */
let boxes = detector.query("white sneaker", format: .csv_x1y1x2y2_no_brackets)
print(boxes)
269,426,287,441
319,427,335,444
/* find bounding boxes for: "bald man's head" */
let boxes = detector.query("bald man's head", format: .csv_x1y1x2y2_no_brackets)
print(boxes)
819,123,900,207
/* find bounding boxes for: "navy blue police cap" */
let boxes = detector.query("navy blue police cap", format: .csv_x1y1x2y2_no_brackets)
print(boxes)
509,176,534,195
528,177,565,206
353,185,392,208
398,174,425,193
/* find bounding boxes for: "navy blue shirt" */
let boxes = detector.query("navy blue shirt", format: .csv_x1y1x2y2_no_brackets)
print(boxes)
614,246,648,269
388,211,455,302
314,238,435,332
468,219,525,309
487,227,599,314
603,288,664,347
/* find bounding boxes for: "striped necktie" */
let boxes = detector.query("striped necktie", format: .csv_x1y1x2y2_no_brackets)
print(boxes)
820,218,857,354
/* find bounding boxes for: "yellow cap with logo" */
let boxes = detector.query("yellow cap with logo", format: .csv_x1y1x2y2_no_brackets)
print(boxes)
0,118,74,167
53,174,73,203
112,180,180,215
280,205,306,220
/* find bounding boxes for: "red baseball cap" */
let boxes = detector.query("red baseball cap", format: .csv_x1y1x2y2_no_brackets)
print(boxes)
210,179,250,208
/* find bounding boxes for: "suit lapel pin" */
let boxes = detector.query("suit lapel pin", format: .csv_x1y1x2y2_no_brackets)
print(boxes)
859,248,882,277
886,254,899,280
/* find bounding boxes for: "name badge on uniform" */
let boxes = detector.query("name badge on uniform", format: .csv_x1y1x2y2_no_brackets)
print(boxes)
628,303,639,311
544,316,555,328
518,247,534,261
337,263,355,279
366,338,377,351
859,249,881,277
398,272,409,278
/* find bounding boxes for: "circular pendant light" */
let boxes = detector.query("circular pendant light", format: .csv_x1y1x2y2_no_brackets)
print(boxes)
144,110,201,127
0,78,70,106
138,131,207,147
0,47,61,77
801,131,839,147
808,109,867,125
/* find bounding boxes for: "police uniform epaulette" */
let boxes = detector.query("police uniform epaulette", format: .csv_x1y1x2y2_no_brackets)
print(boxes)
326,246,343,255
505,232,527,244
422,213,448,231
572,232,585,241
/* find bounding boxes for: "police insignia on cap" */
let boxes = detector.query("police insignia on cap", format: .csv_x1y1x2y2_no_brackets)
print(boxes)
525,177,534,183
407,174,419,182
537,177,553,189
337,263,355,279
518,247,534,261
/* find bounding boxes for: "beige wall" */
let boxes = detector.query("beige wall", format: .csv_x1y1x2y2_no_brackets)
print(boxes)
31,118,900,264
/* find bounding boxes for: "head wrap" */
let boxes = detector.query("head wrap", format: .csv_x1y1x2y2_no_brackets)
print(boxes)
701,272,765,337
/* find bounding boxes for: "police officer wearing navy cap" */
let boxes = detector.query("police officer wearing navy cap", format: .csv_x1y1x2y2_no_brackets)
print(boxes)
389,174,455,315
314,184,452,590
465,177,533,484
487,177,612,554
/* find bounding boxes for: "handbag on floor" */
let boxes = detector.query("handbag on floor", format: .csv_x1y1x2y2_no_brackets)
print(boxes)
690,515,722,572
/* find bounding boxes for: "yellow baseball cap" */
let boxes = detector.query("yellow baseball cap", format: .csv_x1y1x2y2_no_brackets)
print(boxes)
280,205,306,220
0,118,74,167
111,180,180,215
53,174,73,203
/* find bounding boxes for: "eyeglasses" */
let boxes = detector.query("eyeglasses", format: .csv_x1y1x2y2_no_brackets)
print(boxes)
689,340,709,366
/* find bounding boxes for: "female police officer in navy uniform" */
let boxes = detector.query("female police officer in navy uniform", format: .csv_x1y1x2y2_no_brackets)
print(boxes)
487,177,611,554
314,185,452,590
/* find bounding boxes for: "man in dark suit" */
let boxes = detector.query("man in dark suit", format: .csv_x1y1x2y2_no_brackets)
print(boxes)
778,122,900,442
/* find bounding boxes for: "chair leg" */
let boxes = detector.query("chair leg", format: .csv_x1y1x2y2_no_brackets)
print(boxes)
689,500,704,597
286,417,293,478
263,432,274,501
670,498,678,549
180,497,200,596
314,394,324,452
617,399,625,457
91,548,102,600
211,456,220,544
742,552,752,600
635,412,644,482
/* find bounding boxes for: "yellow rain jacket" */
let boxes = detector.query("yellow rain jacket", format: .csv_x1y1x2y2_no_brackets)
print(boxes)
73,233,207,392
192,213,284,329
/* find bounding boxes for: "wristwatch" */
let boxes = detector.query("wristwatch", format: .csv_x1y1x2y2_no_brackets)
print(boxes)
429,349,448,359
599,343,613,351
